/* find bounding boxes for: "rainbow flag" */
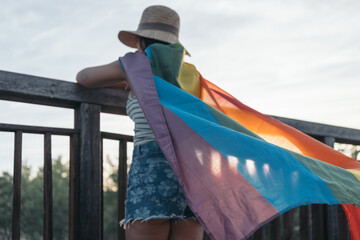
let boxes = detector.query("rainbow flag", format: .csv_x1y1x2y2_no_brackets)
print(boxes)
120,44,360,239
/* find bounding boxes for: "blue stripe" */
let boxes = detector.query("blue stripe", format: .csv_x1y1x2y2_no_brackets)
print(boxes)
153,75,339,212
145,46,152,60
118,58,125,69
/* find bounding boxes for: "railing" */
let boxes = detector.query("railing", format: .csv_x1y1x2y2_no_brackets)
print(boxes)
0,70,131,240
1,70,359,240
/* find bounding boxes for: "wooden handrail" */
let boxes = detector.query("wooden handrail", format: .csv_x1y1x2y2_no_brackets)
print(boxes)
272,115,360,144
0,70,128,114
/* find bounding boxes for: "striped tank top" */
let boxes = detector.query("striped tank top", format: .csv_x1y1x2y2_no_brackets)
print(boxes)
126,92,156,146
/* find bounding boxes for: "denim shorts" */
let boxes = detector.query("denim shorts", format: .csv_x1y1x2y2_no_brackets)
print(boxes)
120,141,196,227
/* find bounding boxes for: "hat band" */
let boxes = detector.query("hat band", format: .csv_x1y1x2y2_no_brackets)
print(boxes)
138,22,179,36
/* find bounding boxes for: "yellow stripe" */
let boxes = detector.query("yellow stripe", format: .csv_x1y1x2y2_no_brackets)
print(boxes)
347,169,360,181
178,62,201,98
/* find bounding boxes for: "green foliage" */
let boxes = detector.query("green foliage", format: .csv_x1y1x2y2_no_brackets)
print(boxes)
52,157,69,240
0,172,12,240
21,164,43,240
0,156,119,240
103,156,119,240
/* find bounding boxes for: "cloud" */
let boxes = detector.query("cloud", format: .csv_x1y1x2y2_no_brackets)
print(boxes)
0,0,359,132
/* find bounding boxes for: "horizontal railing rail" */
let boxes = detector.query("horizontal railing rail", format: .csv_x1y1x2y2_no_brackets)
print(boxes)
0,123,78,135
1,70,359,240
0,70,128,114
272,115,360,145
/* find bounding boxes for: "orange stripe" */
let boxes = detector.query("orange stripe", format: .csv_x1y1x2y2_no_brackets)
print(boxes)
200,78,360,171
196,74,360,239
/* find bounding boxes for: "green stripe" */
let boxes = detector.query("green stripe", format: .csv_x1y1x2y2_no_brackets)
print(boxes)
206,104,262,140
149,43,183,88
207,102,360,207
288,150,360,207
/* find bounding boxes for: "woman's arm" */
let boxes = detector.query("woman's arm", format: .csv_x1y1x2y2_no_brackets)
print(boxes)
76,60,129,89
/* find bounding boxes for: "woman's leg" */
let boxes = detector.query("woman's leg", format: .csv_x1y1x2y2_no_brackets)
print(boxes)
125,219,171,240
169,219,204,240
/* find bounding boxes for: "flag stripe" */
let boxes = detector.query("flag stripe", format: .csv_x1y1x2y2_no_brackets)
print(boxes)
204,80,360,171
287,151,360,206
155,75,341,212
162,105,279,239
206,104,262,140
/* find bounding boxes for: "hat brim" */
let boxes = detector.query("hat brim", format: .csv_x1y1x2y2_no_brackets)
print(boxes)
118,31,139,48
118,30,190,56
119,30,177,48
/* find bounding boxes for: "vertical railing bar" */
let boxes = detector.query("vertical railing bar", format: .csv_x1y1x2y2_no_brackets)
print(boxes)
75,103,101,239
300,205,311,240
101,137,104,240
338,205,350,240
312,204,325,240
253,226,265,240
69,133,79,240
269,216,281,239
283,208,294,240
44,132,53,240
325,205,338,240
324,136,335,148
12,130,22,240
118,139,127,240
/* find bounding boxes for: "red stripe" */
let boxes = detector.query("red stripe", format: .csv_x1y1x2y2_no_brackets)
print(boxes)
342,205,360,240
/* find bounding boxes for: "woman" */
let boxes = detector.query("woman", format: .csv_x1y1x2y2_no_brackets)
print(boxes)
76,5,204,240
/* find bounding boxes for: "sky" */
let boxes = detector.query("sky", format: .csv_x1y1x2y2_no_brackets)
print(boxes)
1,0,360,173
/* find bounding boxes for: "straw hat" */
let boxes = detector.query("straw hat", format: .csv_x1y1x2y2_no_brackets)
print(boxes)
118,5,189,55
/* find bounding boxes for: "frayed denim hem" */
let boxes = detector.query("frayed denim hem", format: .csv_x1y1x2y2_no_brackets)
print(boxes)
119,214,197,229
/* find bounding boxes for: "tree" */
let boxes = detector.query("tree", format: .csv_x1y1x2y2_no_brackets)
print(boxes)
52,157,69,240
21,164,43,240
0,155,120,239
0,172,12,240
103,155,119,240
0,156,70,240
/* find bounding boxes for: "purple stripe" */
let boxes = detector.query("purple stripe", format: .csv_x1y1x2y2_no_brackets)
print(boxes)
119,52,182,179
120,52,279,239
162,106,279,239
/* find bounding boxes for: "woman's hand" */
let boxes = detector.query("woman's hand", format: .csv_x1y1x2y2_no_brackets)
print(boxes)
76,60,129,89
